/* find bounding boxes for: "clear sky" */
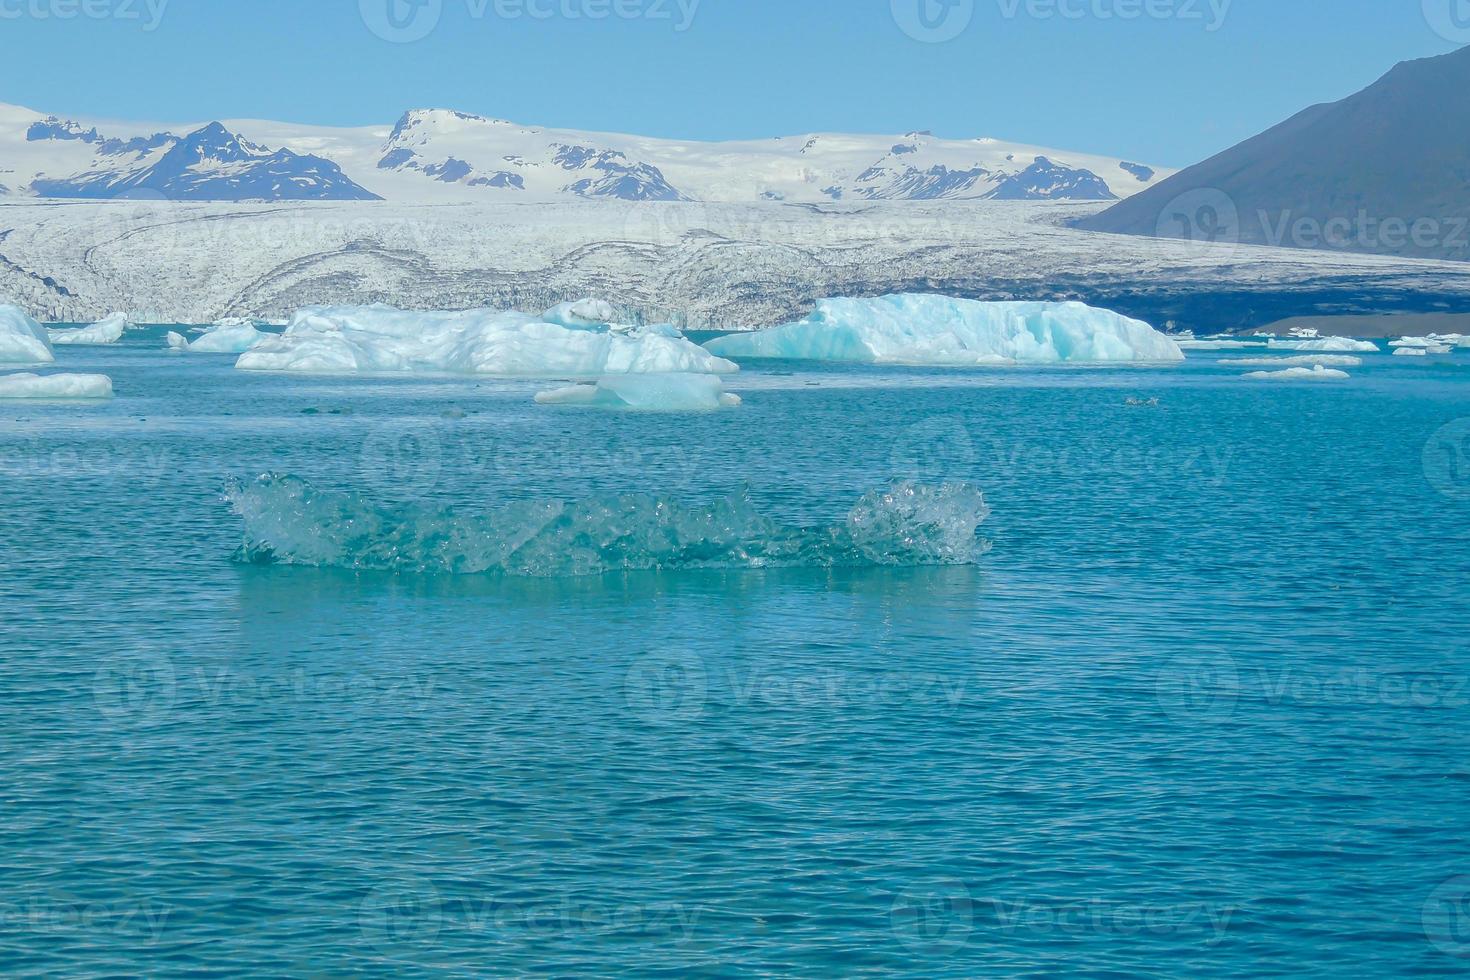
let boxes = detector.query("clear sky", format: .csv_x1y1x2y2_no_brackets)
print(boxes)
0,0,1461,167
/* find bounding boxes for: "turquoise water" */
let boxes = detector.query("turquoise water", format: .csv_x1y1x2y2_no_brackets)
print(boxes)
3,330,1470,976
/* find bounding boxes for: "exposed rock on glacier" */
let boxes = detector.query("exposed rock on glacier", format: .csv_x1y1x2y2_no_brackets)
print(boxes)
0,306,55,365
535,373,741,411
49,312,130,346
0,372,113,398
226,475,989,577
235,302,737,376
703,295,1184,365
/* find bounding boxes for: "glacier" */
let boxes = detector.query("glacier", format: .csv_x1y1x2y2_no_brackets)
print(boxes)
1241,365,1350,381
703,295,1184,365
235,302,737,376
226,475,990,577
0,305,55,365
48,312,130,346
535,373,741,411
0,372,113,398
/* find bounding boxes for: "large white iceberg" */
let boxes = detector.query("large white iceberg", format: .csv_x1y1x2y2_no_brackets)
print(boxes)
0,305,55,365
1241,365,1350,381
236,302,736,376
535,373,741,411
49,312,131,346
703,295,1184,365
0,372,113,398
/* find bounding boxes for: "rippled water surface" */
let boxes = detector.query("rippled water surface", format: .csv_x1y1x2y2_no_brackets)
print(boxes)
3,330,1470,977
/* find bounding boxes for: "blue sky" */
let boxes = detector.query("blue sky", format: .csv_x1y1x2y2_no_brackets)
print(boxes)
0,0,1461,166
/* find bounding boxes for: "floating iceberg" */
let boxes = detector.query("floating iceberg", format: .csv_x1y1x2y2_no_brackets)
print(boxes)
1177,338,1268,350
704,295,1184,365
1269,337,1379,352
0,305,55,365
0,372,113,398
166,331,190,351
542,298,619,329
1393,348,1428,357
1387,336,1459,350
236,302,736,376
226,475,990,577
535,373,741,411
179,318,272,354
1241,365,1350,381
1220,355,1362,368
48,312,130,346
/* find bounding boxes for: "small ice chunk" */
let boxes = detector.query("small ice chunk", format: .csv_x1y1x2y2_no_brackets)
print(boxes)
1220,355,1362,368
1241,365,1350,381
0,305,55,365
542,298,619,329
166,331,190,351
704,295,1184,365
0,372,113,398
49,312,131,346
1393,348,1428,357
535,373,741,411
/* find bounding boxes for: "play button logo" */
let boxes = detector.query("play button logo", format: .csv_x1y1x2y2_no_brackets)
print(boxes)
361,0,443,43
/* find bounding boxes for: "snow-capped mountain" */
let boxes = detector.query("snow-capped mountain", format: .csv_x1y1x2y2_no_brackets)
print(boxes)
13,113,379,202
1078,46,1470,261
0,102,1168,205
